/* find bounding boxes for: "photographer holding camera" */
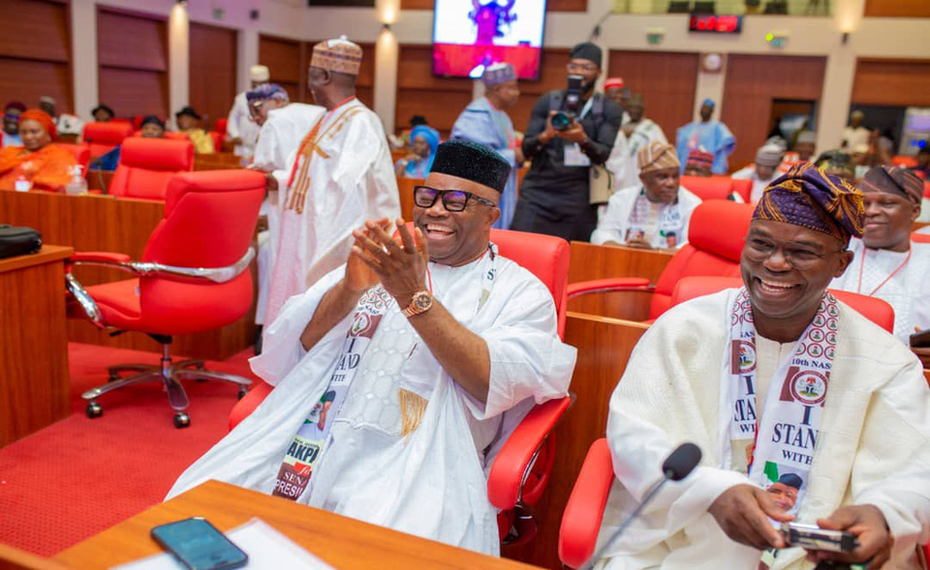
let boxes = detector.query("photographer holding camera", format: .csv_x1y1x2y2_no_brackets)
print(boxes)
510,42,623,241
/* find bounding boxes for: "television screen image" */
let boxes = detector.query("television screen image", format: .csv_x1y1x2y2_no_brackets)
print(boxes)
432,0,548,80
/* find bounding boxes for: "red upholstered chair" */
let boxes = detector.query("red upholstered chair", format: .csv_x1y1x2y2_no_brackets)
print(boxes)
731,178,752,202
558,278,896,569
681,175,749,202
228,228,574,546
82,121,134,159
892,155,918,169
163,131,190,141
54,143,90,175
568,200,754,322
109,138,194,200
912,231,930,244
214,118,228,137
65,170,265,428
209,131,223,151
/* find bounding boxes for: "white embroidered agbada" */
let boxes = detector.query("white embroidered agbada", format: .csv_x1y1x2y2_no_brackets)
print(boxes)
167,248,577,555
591,185,701,249
830,238,930,341
596,289,930,570
265,98,400,324
226,91,261,157
251,102,325,325
606,131,638,190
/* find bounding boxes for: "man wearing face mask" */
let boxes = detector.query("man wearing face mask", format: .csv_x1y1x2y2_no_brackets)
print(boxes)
591,141,701,250
510,42,623,242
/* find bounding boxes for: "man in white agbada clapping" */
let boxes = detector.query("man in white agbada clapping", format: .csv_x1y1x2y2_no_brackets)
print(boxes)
595,163,930,569
167,140,577,555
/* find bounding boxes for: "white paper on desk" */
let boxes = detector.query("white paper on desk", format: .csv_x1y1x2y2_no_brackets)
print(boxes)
111,518,336,570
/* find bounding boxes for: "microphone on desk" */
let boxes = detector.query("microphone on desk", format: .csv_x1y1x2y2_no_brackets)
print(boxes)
580,443,703,570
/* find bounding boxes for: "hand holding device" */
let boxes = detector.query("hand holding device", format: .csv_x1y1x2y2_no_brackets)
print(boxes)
804,505,892,569
708,484,793,550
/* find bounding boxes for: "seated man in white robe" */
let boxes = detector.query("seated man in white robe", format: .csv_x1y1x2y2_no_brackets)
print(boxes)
592,141,701,250
167,140,577,555
830,165,930,342
596,163,930,569
732,144,785,203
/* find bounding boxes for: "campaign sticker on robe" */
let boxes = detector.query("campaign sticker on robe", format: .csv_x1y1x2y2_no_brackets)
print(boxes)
564,143,591,167
272,287,394,501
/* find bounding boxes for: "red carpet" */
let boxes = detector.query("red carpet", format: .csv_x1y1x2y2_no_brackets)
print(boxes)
0,343,259,557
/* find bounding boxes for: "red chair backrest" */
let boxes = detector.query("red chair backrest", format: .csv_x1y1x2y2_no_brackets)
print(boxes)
892,155,918,169
670,275,895,334
54,143,90,174
82,121,134,159
731,178,752,202
215,118,228,135
912,231,930,244
490,228,570,339
924,181,930,199
681,175,737,201
209,131,222,151
650,201,754,319
109,138,194,200
138,170,266,333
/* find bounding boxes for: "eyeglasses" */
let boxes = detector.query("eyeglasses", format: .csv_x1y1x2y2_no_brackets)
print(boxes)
413,185,497,212
566,62,598,73
744,237,845,269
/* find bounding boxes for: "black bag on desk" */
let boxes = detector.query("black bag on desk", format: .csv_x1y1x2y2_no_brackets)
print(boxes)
0,225,42,259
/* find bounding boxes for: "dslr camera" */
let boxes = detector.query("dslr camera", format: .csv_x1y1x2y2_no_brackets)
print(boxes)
551,75,584,131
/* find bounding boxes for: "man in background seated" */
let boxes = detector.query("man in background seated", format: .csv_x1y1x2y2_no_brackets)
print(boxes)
248,83,324,334
604,77,630,123
175,107,214,154
39,96,82,137
683,148,714,177
814,149,855,182
676,99,735,175
451,62,522,229
592,141,701,250
911,145,929,179
2,102,25,147
91,105,114,122
597,163,930,569
732,144,784,203
0,109,76,192
93,115,165,172
793,130,816,163
166,140,576,555
830,165,929,342
227,64,268,158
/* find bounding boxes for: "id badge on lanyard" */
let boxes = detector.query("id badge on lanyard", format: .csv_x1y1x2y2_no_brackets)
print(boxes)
563,98,595,167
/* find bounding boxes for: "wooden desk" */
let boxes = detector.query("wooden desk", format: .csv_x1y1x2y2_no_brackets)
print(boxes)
0,190,257,360
0,246,72,447
568,242,673,285
54,480,540,570
193,153,244,171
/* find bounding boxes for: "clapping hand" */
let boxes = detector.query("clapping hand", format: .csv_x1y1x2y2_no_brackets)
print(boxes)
351,218,429,306
344,218,391,293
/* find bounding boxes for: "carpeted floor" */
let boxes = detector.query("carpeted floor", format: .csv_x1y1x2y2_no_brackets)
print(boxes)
0,343,258,556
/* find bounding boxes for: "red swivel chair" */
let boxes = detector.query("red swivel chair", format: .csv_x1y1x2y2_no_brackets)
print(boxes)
681,175,750,202
892,155,918,169
208,131,223,152
65,170,265,428
912,232,930,244
229,228,574,546
108,138,194,200
82,121,134,159
568,200,754,322
214,118,228,137
54,143,90,175
558,276,896,569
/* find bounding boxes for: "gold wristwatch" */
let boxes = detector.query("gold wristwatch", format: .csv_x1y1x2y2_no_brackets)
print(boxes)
401,290,433,317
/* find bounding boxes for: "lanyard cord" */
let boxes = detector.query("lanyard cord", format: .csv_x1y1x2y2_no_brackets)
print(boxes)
856,246,911,297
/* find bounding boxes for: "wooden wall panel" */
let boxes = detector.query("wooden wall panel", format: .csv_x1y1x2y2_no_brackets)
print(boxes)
608,50,700,147
355,43,376,110
721,54,826,170
865,0,930,17
0,0,72,113
190,23,238,129
396,44,473,135
506,48,572,133
851,58,930,108
401,0,588,11
97,8,169,119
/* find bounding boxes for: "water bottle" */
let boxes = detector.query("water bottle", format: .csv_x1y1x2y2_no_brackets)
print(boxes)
65,165,88,195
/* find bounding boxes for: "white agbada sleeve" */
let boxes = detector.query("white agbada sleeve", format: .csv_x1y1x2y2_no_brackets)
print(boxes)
251,118,283,173
591,186,640,245
226,93,246,141
606,131,638,190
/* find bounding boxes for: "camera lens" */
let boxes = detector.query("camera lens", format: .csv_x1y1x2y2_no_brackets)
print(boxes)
552,112,571,131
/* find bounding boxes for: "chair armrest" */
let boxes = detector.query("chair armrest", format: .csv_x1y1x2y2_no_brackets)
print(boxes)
487,396,572,510
69,251,132,264
558,438,615,569
567,278,654,298
228,381,274,431
69,248,255,284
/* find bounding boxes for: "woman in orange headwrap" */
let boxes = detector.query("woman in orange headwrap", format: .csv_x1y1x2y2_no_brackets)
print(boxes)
0,109,76,192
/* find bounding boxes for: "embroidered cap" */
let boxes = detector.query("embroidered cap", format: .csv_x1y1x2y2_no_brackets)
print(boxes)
686,148,714,169
604,77,624,90
755,145,784,168
637,141,679,174
430,140,510,193
249,65,270,83
311,36,363,76
755,162,865,244
859,165,923,205
246,83,289,105
482,63,517,87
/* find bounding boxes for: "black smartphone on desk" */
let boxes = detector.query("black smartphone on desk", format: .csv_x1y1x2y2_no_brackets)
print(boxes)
151,517,248,570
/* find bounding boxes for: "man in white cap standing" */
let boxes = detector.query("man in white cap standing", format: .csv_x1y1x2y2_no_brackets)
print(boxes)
450,62,522,229
263,36,400,324
226,64,269,158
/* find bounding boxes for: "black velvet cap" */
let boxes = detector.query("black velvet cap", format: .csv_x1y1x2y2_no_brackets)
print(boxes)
430,140,511,193
570,42,602,67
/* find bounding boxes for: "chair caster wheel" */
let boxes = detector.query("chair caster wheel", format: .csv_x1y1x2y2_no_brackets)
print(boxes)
86,402,103,418
174,412,191,429
237,388,247,400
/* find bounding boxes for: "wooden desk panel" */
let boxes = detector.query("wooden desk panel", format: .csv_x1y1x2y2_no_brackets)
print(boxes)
193,153,244,171
502,313,648,569
0,246,72,447
55,480,539,570
568,242,674,285
0,189,257,360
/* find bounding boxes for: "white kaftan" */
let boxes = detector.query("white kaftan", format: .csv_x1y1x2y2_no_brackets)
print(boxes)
596,289,930,570
265,98,400,324
226,91,261,157
830,239,930,342
166,248,577,555
590,185,702,249
607,119,669,192
732,165,779,204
